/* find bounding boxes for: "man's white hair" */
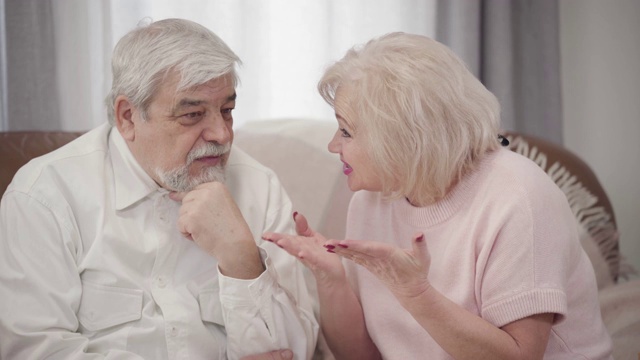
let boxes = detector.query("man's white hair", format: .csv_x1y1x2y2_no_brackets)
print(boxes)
106,18,241,124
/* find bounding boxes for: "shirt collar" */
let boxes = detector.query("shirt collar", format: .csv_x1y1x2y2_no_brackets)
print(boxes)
109,127,165,210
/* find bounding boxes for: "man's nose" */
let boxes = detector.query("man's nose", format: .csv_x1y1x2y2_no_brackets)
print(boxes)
202,114,231,144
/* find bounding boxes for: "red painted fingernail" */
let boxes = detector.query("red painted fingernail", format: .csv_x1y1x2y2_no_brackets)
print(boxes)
326,249,335,253
337,244,348,248
416,234,424,242
293,211,298,220
324,244,335,249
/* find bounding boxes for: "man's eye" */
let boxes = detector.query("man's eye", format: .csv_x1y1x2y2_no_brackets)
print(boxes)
340,128,351,138
181,111,204,122
221,108,234,121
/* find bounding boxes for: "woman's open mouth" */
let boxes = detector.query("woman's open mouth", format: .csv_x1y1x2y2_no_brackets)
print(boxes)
342,161,353,175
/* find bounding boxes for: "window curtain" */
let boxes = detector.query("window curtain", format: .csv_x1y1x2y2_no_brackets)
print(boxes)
1,0,560,136
2,0,61,131
0,0,437,131
0,0,111,131
436,0,563,144
0,0,6,130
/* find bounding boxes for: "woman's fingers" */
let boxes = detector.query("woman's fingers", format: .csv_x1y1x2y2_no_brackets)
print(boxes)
325,239,388,258
261,232,284,242
293,212,314,237
411,232,430,265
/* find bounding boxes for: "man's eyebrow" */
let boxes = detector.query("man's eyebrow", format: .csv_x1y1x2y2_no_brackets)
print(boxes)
175,99,204,109
171,92,237,114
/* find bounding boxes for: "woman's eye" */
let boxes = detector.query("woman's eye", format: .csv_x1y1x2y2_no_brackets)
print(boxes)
222,108,234,114
340,128,351,138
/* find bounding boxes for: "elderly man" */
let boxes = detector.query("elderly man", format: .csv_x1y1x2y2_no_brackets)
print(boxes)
0,18,317,359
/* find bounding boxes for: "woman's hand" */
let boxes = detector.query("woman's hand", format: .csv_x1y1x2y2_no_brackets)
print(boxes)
262,213,346,285
325,233,432,303
265,213,382,360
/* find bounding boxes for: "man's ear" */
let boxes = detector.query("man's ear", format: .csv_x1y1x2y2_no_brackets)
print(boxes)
114,95,136,141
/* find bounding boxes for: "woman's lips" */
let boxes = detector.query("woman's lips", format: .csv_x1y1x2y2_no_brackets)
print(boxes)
343,162,353,175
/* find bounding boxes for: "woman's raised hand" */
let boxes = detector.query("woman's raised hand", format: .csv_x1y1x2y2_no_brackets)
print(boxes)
324,233,432,305
262,212,346,285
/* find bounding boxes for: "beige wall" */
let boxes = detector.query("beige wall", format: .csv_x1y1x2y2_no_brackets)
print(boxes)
560,0,640,272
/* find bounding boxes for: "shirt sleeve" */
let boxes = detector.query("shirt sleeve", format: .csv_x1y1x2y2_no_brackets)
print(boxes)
218,172,319,360
0,191,144,360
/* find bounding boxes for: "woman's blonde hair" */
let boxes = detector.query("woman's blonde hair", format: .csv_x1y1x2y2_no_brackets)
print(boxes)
318,32,501,205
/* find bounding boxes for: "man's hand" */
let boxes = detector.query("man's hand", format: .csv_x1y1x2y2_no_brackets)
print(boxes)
240,349,294,360
169,182,264,279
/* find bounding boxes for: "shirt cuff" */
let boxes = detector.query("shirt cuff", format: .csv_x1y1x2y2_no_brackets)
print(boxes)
218,248,277,305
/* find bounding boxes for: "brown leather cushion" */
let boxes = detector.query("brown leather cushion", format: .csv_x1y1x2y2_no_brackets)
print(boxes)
0,132,83,196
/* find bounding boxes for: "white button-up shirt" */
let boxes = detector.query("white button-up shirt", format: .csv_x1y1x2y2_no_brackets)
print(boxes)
0,124,318,360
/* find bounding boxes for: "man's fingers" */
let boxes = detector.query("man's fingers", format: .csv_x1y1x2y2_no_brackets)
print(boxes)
176,217,193,240
168,191,187,202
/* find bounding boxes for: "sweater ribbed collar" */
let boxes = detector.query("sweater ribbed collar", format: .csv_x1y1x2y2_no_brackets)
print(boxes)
394,150,499,228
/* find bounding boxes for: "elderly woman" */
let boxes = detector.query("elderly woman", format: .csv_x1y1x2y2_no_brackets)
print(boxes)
263,33,612,359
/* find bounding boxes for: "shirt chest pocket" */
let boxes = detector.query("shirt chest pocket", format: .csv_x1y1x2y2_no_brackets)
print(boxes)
199,289,225,326
78,281,143,332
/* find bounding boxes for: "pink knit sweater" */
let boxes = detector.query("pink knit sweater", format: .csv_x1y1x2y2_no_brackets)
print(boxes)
344,148,613,359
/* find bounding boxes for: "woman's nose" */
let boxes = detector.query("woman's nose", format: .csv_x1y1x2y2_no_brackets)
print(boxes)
327,131,341,154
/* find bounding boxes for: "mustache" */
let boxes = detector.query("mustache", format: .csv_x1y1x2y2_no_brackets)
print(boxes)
187,142,231,164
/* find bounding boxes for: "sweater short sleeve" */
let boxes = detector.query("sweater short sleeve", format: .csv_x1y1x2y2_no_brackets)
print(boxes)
477,160,581,327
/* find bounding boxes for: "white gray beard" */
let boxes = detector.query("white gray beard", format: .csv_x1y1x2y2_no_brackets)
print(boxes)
155,142,230,192
157,164,225,192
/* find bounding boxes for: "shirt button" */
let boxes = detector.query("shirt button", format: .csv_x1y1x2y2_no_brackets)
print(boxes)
170,326,179,337
157,276,167,288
